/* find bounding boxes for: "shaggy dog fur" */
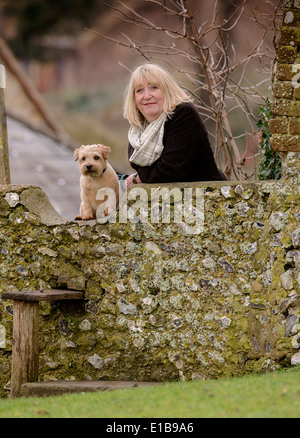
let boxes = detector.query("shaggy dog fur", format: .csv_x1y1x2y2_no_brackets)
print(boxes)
74,144,119,220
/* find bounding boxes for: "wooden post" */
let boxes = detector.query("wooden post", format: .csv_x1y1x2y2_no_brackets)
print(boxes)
10,301,39,398
0,79,11,185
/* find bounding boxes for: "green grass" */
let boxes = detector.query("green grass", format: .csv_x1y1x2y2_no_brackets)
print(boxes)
1,368,300,418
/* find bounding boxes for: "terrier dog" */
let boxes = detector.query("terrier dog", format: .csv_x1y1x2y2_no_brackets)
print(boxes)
74,144,119,220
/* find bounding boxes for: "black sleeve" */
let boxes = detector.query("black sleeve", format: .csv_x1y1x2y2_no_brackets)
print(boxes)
128,103,224,183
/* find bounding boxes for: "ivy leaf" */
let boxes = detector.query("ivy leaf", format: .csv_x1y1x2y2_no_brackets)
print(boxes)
257,100,281,180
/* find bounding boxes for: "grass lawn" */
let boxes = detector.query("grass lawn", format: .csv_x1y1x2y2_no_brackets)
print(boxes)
0,367,300,418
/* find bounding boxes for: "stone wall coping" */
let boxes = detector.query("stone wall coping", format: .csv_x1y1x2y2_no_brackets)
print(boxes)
0,181,282,226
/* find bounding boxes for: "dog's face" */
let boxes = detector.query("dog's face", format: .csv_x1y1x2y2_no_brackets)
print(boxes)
74,144,110,177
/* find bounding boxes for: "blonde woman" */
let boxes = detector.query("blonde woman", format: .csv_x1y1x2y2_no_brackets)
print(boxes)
123,63,226,187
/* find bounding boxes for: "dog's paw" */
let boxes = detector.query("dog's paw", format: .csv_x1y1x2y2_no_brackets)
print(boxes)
75,215,95,220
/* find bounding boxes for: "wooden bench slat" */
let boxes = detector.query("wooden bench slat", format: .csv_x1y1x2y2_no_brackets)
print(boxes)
1,289,85,301
20,380,160,397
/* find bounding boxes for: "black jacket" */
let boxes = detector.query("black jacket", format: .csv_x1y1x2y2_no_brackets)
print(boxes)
128,102,226,183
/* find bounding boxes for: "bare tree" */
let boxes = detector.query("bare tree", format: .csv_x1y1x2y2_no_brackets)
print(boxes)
95,0,282,179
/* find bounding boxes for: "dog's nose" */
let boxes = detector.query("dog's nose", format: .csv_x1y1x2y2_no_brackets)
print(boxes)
86,165,92,171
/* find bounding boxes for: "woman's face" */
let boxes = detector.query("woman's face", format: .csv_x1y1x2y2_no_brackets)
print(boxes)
135,78,164,123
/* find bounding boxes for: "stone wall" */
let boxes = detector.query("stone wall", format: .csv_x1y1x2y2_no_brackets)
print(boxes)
0,175,299,398
0,0,300,399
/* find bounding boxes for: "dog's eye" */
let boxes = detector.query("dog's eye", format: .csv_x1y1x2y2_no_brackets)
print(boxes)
82,156,86,161
94,156,100,160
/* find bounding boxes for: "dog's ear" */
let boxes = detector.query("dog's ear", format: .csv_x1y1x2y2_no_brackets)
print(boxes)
74,146,85,161
100,144,111,161
74,148,80,161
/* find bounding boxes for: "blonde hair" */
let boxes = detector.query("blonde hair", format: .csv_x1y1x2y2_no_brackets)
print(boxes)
123,63,191,128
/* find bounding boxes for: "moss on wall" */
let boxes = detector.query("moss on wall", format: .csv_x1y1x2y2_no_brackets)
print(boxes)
270,2,300,152
0,162,299,397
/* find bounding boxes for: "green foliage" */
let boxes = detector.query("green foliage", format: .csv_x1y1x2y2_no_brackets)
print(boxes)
257,100,282,180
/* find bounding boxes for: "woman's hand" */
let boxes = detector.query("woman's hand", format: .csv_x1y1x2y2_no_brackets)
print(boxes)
126,173,141,187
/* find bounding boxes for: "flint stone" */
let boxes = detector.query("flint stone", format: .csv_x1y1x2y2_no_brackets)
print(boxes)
118,298,137,315
292,228,300,248
286,250,300,267
218,258,235,272
280,269,294,290
286,314,299,337
87,354,104,369
291,352,300,366
221,186,234,198
269,212,286,231
5,193,19,207
234,185,244,196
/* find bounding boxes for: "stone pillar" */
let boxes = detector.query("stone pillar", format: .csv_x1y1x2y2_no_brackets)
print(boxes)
270,0,300,182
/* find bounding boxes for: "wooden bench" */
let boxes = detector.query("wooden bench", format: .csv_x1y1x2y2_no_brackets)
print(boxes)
1,289,84,397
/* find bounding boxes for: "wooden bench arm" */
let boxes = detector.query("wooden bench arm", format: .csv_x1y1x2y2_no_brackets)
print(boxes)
1,289,85,301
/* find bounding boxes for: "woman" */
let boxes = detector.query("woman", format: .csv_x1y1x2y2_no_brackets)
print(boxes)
123,63,226,187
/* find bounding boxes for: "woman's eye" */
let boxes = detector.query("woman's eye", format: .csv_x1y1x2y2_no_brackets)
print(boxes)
136,88,143,93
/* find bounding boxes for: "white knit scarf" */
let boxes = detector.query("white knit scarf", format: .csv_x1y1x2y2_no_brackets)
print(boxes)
128,112,167,167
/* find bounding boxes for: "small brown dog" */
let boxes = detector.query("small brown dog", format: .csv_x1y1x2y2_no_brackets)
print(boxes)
74,144,119,220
